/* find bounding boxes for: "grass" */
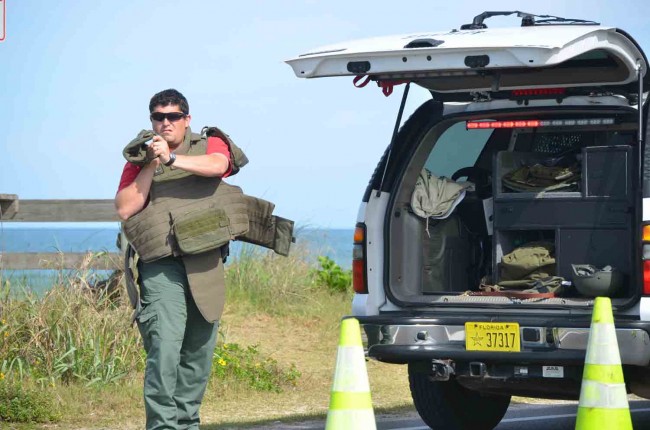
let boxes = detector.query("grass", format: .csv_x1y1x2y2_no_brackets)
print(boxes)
0,246,414,429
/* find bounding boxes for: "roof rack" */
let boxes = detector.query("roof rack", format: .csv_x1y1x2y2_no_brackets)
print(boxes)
460,11,599,30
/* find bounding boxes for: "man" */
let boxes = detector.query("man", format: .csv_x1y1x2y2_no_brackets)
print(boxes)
116,89,232,221
115,89,240,430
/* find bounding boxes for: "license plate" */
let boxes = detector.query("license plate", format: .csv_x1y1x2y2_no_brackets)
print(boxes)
465,322,520,352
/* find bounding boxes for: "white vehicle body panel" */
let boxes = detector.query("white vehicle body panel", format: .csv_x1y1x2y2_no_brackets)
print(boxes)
287,26,646,92
644,198,650,222
641,297,650,320
352,192,394,317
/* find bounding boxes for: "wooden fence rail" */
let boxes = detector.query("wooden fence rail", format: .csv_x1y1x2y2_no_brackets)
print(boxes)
0,194,122,270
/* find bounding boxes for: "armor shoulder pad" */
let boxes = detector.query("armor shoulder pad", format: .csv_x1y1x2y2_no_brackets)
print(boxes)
123,129,155,165
202,126,250,176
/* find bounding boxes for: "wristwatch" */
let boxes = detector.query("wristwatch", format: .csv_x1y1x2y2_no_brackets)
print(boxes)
164,152,176,166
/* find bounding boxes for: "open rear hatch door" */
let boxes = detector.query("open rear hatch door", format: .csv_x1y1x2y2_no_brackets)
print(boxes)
287,18,648,101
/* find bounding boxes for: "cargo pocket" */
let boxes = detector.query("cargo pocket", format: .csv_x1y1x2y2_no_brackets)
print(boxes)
136,307,158,353
172,207,231,255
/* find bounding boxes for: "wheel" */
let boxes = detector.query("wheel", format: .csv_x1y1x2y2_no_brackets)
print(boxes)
408,363,510,430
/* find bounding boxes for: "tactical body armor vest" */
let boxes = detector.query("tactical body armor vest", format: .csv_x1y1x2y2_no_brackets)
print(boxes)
122,126,294,322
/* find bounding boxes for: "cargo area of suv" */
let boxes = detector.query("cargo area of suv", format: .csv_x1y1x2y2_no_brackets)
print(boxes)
288,10,650,430
388,106,640,309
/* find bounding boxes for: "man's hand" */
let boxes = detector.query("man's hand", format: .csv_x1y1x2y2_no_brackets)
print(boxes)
148,135,172,165
144,134,229,177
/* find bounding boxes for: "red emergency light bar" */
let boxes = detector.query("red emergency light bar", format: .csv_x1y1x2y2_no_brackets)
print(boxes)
511,88,566,97
466,118,615,130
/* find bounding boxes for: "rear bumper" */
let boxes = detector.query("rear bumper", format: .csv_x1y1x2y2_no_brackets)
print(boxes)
355,315,650,366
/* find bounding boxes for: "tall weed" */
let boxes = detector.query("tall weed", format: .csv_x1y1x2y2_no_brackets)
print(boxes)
226,244,323,315
0,246,367,426
0,254,143,386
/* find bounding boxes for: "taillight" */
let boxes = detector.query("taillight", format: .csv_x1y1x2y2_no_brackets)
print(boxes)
352,223,368,294
644,261,650,295
643,225,650,295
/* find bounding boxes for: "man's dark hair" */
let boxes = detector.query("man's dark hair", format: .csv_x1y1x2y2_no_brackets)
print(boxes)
149,89,189,114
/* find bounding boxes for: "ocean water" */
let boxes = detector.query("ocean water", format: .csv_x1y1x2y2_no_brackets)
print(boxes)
0,225,354,291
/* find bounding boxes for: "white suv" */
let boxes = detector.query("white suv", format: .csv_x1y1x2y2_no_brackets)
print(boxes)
288,11,649,430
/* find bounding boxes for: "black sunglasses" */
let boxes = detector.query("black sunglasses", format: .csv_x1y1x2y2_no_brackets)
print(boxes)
150,112,187,122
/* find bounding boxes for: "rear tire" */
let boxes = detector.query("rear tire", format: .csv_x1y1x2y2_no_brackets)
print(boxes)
408,363,510,430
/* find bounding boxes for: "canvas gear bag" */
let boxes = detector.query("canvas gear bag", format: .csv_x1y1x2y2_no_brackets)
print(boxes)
502,163,580,193
411,169,472,236
499,241,556,281
488,241,565,296
474,276,564,299
421,215,472,293
495,275,564,292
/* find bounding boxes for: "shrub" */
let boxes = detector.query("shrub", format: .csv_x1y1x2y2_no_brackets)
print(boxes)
211,341,300,393
313,256,352,293
0,380,61,423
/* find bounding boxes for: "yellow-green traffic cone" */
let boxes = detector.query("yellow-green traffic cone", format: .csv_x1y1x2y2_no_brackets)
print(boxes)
325,318,377,430
575,297,632,429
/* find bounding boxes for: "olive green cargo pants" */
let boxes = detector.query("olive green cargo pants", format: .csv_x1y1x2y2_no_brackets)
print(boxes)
137,256,218,430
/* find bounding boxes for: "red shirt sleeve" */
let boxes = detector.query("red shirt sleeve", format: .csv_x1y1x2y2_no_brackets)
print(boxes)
117,162,142,192
207,136,232,178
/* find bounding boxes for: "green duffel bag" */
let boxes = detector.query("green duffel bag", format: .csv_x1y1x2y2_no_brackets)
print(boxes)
500,241,556,281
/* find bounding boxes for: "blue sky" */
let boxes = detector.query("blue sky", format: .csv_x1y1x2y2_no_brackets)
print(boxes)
1,1,649,228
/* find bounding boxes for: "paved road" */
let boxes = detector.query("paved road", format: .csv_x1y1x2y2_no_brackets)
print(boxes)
234,400,650,429
376,400,650,429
